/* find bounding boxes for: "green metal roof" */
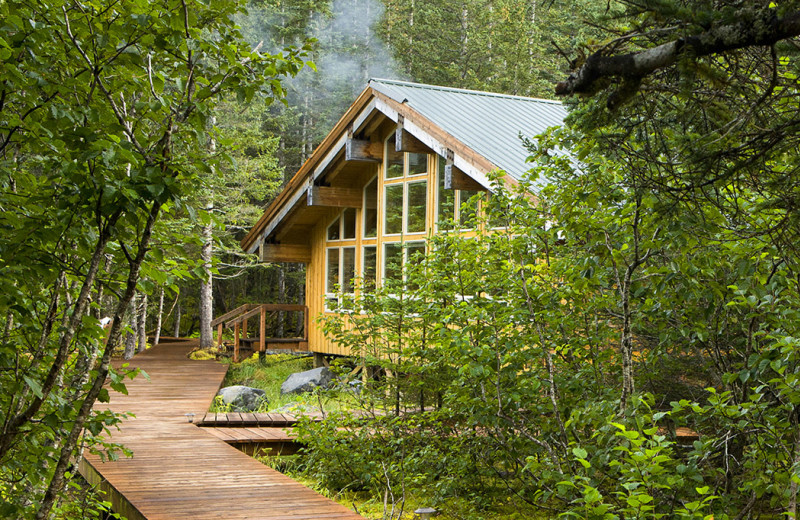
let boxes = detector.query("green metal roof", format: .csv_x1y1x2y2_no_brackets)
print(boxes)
369,79,566,182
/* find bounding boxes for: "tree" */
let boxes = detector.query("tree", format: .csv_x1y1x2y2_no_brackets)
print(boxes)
555,1,800,249
379,0,605,98
0,0,308,517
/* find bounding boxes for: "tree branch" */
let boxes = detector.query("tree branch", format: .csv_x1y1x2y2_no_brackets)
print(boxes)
556,8,800,105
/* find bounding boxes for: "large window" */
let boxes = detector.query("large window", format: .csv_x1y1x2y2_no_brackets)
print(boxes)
383,181,428,236
384,184,404,235
362,245,377,292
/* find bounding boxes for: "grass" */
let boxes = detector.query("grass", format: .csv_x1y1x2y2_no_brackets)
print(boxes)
217,353,551,519
212,352,359,413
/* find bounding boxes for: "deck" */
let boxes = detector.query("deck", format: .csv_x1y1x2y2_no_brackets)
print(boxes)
79,340,362,520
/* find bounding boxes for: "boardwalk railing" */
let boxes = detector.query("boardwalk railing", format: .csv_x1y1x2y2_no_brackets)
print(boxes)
211,304,309,361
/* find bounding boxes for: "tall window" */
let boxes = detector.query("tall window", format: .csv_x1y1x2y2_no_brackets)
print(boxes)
363,176,377,238
326,209,357,310
326,247,356,310
383,132,429,237
328,208,357,240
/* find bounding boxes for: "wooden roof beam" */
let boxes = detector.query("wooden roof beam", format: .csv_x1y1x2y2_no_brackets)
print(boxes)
345,129,382,163
260,243,312,264
444,151,487,192
307,186,362,208
396,115,429,153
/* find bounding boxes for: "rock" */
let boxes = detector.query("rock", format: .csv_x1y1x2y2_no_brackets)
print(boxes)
217,385,268,412
280,367,334,395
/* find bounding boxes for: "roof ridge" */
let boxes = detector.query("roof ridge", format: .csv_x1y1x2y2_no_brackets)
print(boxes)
369,78,562,105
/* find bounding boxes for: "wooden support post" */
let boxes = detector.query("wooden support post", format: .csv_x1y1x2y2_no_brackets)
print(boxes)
303,306,309,346
216,323,223,347
242,318,248,341
234,322,240,363
307,186,362,208
313,352,328,368
259,306,266,352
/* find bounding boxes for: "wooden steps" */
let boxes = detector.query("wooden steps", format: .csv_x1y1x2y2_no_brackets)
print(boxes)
80,340,363,520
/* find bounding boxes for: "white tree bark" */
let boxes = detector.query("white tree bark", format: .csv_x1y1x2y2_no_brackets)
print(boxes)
174,301,181,338
123,293,137,360
154,286,164,345
199,217,214,348
137,292,147,353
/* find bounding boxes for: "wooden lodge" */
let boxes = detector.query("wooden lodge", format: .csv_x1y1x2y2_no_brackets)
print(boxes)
239,79,566,358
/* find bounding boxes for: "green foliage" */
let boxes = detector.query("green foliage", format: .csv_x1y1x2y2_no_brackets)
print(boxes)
379,0,606,98
0,0,308,515
296,122,800,517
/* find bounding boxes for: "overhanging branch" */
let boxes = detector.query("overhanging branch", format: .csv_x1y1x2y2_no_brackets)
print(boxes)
556,9,800,104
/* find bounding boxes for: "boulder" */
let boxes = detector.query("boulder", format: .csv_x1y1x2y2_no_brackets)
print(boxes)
217,385,268,412
280,367,334,395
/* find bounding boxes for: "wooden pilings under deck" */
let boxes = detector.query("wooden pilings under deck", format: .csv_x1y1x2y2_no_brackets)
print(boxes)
79,340,363,520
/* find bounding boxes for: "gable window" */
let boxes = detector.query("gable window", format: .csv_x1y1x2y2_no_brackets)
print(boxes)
385,132,404,179
327,208,357,241
407,151,427,176
384,132,429,179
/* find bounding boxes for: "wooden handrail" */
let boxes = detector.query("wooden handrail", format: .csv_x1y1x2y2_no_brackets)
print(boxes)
210,304,257,327
225,304,308,327
214,303,310,361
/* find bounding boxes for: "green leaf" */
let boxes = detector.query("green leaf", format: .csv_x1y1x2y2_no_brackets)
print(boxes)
23,376,43,399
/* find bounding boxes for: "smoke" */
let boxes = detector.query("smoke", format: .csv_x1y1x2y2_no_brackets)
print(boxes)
237,0,405,175
312,0,405,94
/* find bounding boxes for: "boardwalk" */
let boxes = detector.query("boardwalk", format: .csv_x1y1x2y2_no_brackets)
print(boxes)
79,340,363,520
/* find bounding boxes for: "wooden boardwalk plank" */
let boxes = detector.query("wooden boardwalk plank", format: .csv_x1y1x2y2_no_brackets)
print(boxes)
80,340,362,520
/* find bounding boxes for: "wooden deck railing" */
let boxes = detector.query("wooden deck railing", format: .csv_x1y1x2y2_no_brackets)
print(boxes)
211,304,309,361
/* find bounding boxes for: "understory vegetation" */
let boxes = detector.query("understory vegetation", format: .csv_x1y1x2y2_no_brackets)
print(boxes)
291,136,800,519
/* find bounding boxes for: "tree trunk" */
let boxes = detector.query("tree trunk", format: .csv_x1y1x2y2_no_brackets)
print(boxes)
137,292,147,353
3,311,13,344
123,294,137,360
154,286,164,345
618,270,635,413
0,209,121,462
199,217,214,348
174,301,182,338
36,201,162,520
